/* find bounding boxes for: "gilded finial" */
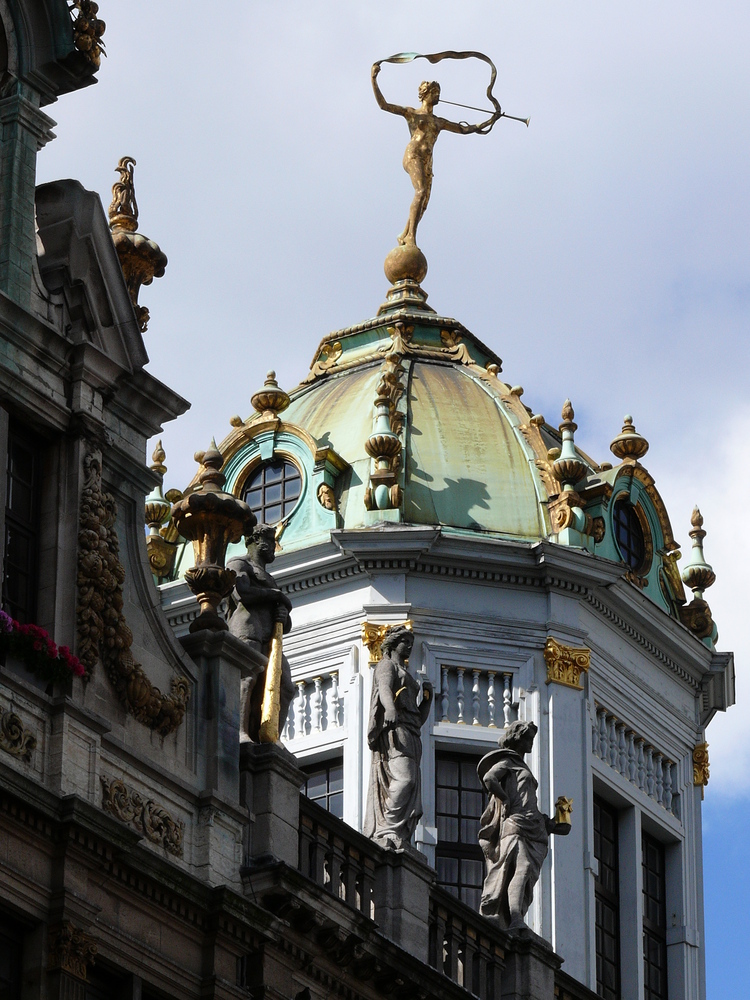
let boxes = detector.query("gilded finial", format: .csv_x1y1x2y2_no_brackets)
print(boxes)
610,414,649,462
107,157,167,333
70,1,106,70
553,399,587,488
681,506,716,597
150,440,167,479
251,370,291,419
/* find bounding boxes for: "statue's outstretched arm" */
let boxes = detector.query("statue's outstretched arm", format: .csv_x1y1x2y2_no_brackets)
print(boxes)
371,62,408,117
436,111,502,136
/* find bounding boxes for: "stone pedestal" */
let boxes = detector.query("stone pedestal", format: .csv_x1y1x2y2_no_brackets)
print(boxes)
373,846,435,963
501,928,561,1000
181,629,264,806
240,741,305,868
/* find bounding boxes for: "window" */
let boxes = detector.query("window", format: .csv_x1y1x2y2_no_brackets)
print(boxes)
0,915,23,1000
242,458,301,525
642,832,668,1000
435,754,485,910
3,424,42,624
594,797,620,999
613,498,646,572
302,760,343,819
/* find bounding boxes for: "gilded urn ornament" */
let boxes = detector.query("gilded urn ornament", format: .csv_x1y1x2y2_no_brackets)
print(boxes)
171,441,256,632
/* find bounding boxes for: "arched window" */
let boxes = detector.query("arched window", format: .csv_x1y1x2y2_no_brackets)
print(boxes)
613,497,646,571
242,458,301,525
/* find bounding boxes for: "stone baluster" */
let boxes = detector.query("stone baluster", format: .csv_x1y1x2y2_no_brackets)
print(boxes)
503,673,513,727
487,671,497,728
608,717,619,768
330,670,341,727
441,666,450,722
295,680,306,739
592,714,599,756
654,752,664,805
663,760,673,812
598,708,609,760
646,747,655,798
281,711,290,742
617,723,628,775
456,668,465,724
312,677,323,732
472,670,481,725
627,731,637,783
637,738,646,790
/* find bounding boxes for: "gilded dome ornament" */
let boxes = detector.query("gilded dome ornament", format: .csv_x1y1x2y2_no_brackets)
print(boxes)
610,415,649,462
251,371,291,419
553,400,588,488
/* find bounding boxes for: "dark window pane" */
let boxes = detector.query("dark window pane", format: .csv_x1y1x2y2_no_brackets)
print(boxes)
435,752,486,910
328,793,343,819
264,464,283,483
242,458,302,525
642,832,668,1000
594,797,620,999
437,759,458,785
264,504,282,523
302,759,345,819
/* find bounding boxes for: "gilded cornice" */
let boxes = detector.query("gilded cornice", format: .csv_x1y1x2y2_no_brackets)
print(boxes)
543,636,590,689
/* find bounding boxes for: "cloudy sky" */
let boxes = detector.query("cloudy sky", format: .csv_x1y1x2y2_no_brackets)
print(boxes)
36,3,748,991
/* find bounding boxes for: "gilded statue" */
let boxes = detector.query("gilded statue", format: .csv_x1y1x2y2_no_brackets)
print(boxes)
371,51,518,249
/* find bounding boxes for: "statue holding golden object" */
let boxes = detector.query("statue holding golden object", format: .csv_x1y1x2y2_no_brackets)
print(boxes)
372,51,527,284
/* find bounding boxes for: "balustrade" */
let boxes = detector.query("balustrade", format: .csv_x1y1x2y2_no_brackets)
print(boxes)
592,705,679,817
437,666,515,729
283,669,343,741
428,886,504,998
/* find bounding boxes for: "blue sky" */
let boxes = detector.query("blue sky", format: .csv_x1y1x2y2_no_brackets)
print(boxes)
36,4,749,992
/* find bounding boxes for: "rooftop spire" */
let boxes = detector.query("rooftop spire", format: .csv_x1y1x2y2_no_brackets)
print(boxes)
610,414,649,462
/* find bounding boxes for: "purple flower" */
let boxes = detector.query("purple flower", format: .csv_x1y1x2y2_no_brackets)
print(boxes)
0,610,12,634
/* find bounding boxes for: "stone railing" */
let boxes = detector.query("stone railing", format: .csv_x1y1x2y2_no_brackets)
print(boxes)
591,705,679,817
428,884,505,998
298,794,378,920
555,969,601,1000
436,666,516,729
284,669,343,742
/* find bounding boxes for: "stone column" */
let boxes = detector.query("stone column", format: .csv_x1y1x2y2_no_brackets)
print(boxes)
0,87,55,306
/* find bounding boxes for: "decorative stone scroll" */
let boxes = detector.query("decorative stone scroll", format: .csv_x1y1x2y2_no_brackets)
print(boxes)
48,921,97,981
100,774,185,856
77,453,190,735
361,620,413,665
543,636,590,690
693,741,710,787
0,708,36,762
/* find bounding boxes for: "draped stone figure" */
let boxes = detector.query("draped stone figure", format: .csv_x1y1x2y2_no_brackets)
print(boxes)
227,524,295,742
364,626,433,849
477,720,570,929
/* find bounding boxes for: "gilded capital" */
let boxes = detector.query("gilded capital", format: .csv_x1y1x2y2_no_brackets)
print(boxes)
693,741,710,787
362,620,413,665
544,636,590,690
48,921,97,981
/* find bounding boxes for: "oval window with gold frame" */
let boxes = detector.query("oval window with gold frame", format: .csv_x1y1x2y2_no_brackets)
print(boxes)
613,497,651,573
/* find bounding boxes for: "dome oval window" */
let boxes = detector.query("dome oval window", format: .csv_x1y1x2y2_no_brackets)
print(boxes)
242,457,301,525
613,497,648,572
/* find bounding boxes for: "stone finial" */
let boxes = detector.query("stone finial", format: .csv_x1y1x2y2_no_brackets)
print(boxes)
171,442,256,632
553,399,587,488
251,371,291,419
681,506,716,597
610,415,649,462
108,157,167,333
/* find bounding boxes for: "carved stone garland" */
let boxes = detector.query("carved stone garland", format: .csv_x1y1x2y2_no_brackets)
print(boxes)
77,454,190,735
101,774,184,856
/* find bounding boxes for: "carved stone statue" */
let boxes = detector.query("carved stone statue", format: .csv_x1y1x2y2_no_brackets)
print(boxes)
371,57,501,248
477,720,570,930
227,524,295,742
364,626,432,849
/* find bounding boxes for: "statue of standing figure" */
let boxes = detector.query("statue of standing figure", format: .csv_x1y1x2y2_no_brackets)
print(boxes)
371,62,501,248
477,720,571,930
364,626,433,849
227,524,296,742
